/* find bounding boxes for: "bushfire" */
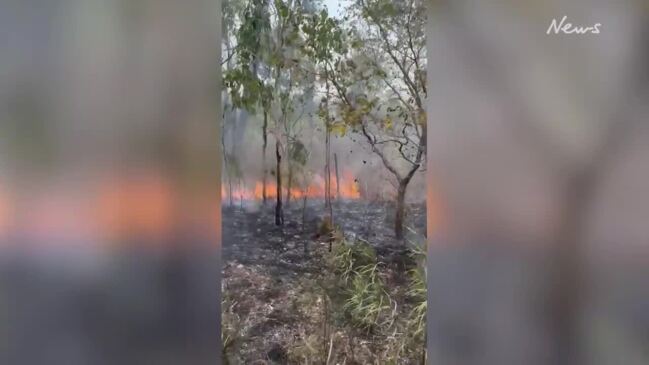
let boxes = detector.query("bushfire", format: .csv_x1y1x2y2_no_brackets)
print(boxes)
221,171,361,202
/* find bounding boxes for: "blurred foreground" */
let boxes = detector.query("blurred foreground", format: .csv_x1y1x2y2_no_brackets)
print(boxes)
427,1,649,364
0,0,221,364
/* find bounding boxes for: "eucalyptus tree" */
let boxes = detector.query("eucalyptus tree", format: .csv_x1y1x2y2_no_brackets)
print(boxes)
304,0,427,238
224,0,272,205
225,0,313,225
222,0,246,206
301,6,346,225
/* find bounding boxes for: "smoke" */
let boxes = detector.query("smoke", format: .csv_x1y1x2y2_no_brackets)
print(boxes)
222,110,427,203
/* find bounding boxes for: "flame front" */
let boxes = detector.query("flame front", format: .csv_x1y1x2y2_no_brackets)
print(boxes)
0,170,361,244
222,171,360,201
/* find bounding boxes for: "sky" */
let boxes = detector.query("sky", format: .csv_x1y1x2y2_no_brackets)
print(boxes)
321,0,350,18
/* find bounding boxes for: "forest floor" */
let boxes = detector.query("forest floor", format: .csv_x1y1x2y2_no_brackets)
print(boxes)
222,199,426,364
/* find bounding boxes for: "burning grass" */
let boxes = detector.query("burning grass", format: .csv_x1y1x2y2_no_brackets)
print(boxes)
222,172,361,202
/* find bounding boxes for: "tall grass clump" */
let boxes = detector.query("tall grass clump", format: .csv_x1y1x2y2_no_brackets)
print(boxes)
344,262,391,331
329,238,391,332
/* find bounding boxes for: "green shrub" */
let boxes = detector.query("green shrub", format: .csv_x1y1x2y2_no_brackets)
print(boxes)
343,262,391,331
329,238,391,332
331,238,377,283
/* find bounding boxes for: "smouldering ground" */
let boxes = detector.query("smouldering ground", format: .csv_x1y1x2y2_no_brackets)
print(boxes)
222,199,425,364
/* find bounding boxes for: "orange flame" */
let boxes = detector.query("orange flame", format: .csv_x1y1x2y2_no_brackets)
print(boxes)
222,172,360,201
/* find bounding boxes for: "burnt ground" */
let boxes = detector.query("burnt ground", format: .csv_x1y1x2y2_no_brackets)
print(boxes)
222,199,426,364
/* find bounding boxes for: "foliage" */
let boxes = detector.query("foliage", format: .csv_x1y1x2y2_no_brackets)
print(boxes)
300,8,347,63
299,0,428,237
223,0,272,113
288,139,308,166
330,0,427,171
287,139,310,191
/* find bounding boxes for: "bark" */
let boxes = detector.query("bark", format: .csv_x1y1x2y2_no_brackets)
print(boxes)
239,180,243,209
222,126,233,207
395,180,408,239
324,70,333,226
286,161,293,207
395,167,418,239
325,127,333,225
302,191,308,253
275,140,284,226
262,109,268,204
302,192,308,232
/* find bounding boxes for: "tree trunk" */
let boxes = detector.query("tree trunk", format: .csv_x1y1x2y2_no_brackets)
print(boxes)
275,140,284,226
262,110,268,204
286,161,293,207
223,147,233,207
395,179,409,239
302,192,308,232
239,180,243,209
324,99,333,224
302,191,308,253
322,65,334,224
